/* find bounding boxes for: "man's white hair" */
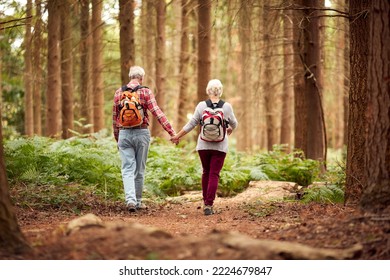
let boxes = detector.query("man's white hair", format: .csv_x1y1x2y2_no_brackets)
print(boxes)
129,66,145,79
206,79,223,97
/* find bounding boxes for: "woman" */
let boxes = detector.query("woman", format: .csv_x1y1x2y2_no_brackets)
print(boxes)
171,79,238,215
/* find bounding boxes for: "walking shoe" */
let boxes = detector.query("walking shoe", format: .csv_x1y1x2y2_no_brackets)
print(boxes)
127,203,137,213
204,205,214,216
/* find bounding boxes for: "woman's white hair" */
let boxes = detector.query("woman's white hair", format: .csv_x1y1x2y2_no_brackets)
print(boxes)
206,79,223,97
129,66,145,79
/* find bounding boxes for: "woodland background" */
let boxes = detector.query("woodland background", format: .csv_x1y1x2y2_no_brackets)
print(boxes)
1,0,348,152
0,0,389,256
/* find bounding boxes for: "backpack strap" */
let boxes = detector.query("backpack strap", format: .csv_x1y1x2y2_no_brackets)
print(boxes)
121,85,149,92
216,100,225,108
205,99,225,109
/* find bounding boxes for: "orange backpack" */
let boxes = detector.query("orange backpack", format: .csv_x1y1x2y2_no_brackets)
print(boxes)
118,85,147,127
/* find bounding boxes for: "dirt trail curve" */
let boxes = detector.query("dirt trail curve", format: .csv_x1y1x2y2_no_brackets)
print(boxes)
13,181,390,260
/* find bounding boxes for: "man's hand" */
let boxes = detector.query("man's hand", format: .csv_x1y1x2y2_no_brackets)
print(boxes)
170,134,180,145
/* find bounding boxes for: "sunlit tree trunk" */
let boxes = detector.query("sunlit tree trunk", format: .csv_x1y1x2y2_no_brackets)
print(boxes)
360,0,390,213
24,0,33,136
61,0,74,139
119,0,135,85
345,0,370,206
46,0,62,137
151,0,167,138
280,8,294,150
238,0,253,151
92,0,105,132
79,0,93,133
302,0,326,163
263,4,279,151
343,1,350,147
293,0,306,153
197,0,211,104
32,0,43,136
0,109,30,256
177,0,191,130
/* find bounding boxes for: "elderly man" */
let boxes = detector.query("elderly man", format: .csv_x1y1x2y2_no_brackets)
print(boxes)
113,66,177,212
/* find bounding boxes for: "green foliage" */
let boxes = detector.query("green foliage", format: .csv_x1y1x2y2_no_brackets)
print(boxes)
301,159,346,204
301,184,345,204
219,150,255,197
5,135,345,209
5,133,124,204
252,145,320,187
145,139,201,197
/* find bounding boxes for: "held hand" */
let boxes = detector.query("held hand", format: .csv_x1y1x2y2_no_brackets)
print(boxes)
170,135,180,145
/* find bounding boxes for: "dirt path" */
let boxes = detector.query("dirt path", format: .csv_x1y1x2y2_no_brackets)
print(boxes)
14,184,389,260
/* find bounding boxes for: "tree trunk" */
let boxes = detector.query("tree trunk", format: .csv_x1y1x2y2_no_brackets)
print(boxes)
263,4,279,151
0,109,30,256
343,0,350,148
293,0,306,154
60,0,74,139
280,8,294,150
360,0,390,214
32,0,43,136
152,0,166,138
197,0,211,104
119,0,135,85
302,0,326,163
24,0,33,136
177,0,191,130
92,0,105,132
238,0,253,151
345,0,370,206
79,0,93,134
46,0,62,137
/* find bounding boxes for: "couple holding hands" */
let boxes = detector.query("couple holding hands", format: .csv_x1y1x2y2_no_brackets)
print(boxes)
113,66,238,215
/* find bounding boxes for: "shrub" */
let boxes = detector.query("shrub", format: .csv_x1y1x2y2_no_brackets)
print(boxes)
252,145,320,187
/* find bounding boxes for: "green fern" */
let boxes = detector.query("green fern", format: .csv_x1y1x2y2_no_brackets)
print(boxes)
301,184,344,203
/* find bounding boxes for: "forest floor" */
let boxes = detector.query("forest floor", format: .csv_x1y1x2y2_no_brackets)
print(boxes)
4,181,390,260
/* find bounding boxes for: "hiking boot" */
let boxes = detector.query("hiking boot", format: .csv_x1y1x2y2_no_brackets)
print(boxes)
127,203,137,213
204,205,214,216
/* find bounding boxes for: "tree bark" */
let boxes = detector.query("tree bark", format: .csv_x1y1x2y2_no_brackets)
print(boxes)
360,0,390,214
60,0,74,139
79,0,93,134
280,8,294,150
263,3,279,151
345,0,370,206
119,0,135,85
46,0,62,137
177,0,191,130
238,0,253,151
0,109,30,256
24,0,33,136
197,0,211,104
92,0,105,132
152,0,166,138
302,0,326,163
343,0,350,147
293,0,306,154
32,0,43,136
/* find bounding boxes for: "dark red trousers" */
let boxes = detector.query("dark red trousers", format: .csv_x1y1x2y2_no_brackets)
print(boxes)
198,149,227,206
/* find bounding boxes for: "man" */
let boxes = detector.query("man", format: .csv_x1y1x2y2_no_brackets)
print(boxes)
113,66,177,212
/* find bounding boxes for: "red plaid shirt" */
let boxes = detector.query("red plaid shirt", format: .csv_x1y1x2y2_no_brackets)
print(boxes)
112,82,176,142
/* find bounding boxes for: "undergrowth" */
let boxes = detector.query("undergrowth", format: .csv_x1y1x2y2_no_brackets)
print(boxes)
4,134,345,210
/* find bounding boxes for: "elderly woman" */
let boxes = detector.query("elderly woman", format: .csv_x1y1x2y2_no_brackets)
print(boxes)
171,79,238,215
